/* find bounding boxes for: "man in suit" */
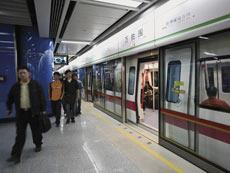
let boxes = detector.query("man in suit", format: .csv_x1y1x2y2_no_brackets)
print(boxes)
6,66,46,164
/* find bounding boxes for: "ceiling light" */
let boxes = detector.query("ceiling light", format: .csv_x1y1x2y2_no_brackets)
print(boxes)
204,52,217,56
92,0,142,8
199,36,209,40
61,40,91,45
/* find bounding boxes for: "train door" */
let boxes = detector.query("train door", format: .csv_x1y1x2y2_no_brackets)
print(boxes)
137,59,159,131
161,43,195,149
126,58,138,123
198,56,230,169
86,66,93,101
93,64,105,107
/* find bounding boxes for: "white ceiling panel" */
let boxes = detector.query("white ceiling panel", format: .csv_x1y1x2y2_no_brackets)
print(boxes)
76,3,128,18
62,3,128,42
57,43,85,55
34,0,52,38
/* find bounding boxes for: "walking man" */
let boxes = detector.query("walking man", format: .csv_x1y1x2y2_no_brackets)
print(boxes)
63,70,78,124
49,72,64,126
73,73,83,115
6,66,46,164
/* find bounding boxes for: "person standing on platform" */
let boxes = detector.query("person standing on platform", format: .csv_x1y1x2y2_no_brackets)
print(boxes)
73,73,83,116
49,72,64,127
63,70,78,124
6,66,46,164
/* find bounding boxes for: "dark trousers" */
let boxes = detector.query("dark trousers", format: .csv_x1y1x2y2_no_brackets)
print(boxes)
66,103,74,121
62,100,67,114
77,99,81,114
74,99,81,116
11,109,42,158
51,100,61,125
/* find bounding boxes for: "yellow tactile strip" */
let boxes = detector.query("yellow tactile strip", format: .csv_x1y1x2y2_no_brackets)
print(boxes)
83,103,185,173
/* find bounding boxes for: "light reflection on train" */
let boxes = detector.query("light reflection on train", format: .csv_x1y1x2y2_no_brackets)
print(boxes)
75,30,230,171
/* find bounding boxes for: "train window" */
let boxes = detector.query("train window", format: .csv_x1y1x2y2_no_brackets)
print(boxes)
221,66,230,92
154,71,158,87
104,62,114,91
207,67,214,87
128,67,135,95
114,61,122,92
166,61,181,103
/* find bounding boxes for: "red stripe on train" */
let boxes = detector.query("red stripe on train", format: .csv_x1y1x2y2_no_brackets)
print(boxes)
161,108,230,144
126,100,137,111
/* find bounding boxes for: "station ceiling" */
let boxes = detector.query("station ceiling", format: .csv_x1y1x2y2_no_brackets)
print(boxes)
0,0,158,58
33,0,157,57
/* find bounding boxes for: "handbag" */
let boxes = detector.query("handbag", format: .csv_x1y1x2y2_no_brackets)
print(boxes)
40,112,51,133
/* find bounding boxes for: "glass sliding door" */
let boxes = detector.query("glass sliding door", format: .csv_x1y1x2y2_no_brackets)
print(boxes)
198,30,230,170
161,44,195,150
160,31,230,172
93,64,105,108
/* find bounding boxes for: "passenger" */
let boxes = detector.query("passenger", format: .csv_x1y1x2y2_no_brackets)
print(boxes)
60,75,67,117
6,66,46,164
49,72,64,127
200,86,230,111
73,73,83,116
144,81,153,109
63,70,78,124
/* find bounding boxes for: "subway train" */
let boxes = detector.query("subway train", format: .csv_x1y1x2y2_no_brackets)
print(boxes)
59,0,230,172
72,31,230,172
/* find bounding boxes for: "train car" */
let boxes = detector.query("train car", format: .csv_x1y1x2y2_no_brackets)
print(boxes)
59,0,230,172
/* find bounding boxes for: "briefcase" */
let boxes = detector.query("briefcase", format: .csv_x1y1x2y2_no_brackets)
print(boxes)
40,112,51,133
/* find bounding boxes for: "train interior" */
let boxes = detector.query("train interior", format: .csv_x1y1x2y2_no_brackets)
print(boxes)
137,60,159,131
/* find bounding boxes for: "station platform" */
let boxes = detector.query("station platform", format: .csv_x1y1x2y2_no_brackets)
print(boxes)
0,102,205,173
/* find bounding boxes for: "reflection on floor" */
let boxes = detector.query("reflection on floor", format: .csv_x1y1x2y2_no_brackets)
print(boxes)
141,108,159,131
0,101,205,173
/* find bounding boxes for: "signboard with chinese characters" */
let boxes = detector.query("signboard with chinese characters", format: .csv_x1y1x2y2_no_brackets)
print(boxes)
155,0,230,43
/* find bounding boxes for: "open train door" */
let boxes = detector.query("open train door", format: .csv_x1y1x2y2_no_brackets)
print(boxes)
136,57,159,131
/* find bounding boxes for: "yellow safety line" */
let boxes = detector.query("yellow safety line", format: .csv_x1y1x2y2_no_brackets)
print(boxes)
117,128,184,173
93,111,185,173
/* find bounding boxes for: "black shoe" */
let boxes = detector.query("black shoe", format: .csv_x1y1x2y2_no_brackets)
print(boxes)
71,119,75,123
66,119,70,124
55,123,60,127
34,146,42,152
6,156,20,164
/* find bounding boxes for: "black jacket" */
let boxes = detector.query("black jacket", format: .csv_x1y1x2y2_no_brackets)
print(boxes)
6,80,46,116
63,79,79,104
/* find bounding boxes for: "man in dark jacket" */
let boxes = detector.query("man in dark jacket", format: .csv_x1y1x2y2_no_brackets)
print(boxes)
73,73,83,116
6,66,46,164
63,70,78,124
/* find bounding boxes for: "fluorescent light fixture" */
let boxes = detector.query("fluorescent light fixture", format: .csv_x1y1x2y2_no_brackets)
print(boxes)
204,51,217,56
92,0,142,8
199,36,209,40
61,40,91,45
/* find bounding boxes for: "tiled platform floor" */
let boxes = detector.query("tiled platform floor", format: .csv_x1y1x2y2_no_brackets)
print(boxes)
0,101,205,173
